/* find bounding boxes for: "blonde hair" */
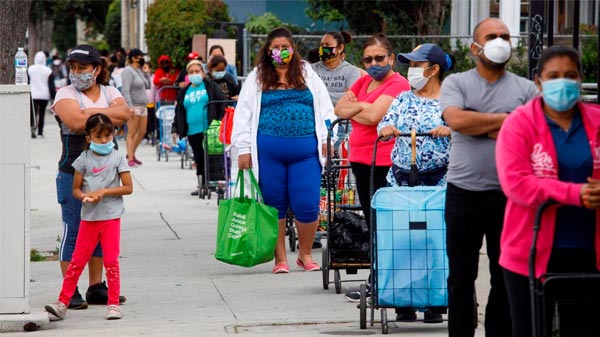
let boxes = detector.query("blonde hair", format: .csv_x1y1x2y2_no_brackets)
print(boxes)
186,60,204,73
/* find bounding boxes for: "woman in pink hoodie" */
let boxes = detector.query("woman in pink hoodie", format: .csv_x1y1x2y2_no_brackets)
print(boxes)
496,45,600,337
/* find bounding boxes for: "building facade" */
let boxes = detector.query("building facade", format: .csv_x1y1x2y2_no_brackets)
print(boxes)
451,0,599,37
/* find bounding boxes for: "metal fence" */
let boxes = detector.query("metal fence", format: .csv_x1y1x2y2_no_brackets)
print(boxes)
241,31,598,84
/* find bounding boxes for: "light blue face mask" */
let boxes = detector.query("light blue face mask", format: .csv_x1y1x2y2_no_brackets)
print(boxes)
90,140,115,155
541,78,581,112
212,71,227,79
189,74,203,85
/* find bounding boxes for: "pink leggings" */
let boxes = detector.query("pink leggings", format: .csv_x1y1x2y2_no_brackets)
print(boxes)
59,218,121,306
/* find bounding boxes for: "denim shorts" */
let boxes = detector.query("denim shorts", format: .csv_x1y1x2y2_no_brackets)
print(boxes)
56,170,102,261
132,105,148,117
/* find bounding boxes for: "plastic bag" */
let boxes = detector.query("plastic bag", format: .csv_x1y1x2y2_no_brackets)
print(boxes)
328,210,370,264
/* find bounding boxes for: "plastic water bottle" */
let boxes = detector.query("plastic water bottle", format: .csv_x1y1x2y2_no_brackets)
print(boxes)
15,48,28,85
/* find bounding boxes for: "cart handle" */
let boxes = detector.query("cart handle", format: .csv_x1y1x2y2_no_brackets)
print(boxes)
529,199,556,337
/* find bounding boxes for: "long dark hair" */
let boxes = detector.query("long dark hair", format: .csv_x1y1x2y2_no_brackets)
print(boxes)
256,27,306,90
96,57,110,85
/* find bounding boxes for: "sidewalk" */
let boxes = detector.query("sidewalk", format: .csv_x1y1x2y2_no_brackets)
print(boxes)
4,119,488,336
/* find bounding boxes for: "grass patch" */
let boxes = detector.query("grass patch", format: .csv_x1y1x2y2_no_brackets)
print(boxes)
30,249,44,262
30,248,59,262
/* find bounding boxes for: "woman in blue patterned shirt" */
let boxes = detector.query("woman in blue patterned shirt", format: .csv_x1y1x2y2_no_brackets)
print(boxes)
378,44,453,188
377,43,453,323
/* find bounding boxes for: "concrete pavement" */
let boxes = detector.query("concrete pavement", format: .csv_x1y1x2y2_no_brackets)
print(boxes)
3,119,489,336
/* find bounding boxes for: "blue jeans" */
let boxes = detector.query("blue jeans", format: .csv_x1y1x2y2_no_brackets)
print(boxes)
56,170,102,261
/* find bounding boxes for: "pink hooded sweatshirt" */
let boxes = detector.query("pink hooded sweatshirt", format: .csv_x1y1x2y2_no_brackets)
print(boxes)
496,96,600,278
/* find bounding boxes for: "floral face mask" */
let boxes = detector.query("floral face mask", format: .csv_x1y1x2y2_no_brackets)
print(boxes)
270,47,294,67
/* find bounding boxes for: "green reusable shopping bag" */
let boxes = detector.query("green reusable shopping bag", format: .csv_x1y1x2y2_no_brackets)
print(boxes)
206,120,223,155
215,169,278,267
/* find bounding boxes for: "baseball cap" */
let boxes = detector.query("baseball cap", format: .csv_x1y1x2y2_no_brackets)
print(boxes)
186,51,200,60
66,45,101,64
397,43,450,71
129,48,146,58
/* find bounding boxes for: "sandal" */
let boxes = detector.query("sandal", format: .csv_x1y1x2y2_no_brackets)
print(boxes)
296,258,320,272
272,262,289,274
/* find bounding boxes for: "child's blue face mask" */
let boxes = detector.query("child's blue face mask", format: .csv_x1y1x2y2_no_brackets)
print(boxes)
90,141,114,155
541,78,581,112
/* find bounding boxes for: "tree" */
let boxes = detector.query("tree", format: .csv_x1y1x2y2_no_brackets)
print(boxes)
245,12,303,34
29,0,55,54
306,0,449,36
145,0,230,69
104,0,121,51
28,0,112,56
245,12,286,34
0,0,31,84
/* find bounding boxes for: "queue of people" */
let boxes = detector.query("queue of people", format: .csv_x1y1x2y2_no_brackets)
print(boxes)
42,20,600,335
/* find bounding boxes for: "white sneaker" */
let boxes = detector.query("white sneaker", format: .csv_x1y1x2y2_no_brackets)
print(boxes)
107,305,122,320
45,301,67,320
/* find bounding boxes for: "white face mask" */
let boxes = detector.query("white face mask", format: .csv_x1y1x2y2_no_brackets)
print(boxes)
475,37,512,64
407,66,433,90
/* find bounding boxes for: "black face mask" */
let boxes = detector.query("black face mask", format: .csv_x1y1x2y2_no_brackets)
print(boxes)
161,65,170,72
138,59,145,67
319,46,338,63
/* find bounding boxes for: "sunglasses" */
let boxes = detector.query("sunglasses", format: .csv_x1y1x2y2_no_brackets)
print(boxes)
360,54,390,64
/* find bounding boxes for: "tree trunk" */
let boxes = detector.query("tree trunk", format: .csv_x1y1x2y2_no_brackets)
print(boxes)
415,0,449,39
28,18,54,58
0,0,32,84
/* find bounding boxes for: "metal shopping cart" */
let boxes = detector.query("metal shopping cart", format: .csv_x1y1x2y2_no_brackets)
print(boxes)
154,85,179,162
530,201,600,337
321,118,369,294
197,100,236,201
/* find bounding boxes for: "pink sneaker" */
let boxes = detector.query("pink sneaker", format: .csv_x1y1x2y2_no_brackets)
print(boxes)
133,156,143,165
127,159,137,167
45,301,67,320
106,305,122,320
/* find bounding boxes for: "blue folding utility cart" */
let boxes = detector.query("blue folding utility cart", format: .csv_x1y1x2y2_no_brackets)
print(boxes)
360,185,449,333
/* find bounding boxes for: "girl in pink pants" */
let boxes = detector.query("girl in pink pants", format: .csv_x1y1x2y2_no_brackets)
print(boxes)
46,113,133,320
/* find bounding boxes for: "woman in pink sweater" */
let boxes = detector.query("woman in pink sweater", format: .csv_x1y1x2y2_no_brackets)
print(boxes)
496,45,600,337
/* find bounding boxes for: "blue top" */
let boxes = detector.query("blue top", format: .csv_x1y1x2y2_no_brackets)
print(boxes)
184,83,210,136
226,64,238,85
378,91,450,186
547,111,596,249
258,88,315,138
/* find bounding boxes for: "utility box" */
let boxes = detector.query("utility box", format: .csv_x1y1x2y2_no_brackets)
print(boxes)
0,85,31,314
